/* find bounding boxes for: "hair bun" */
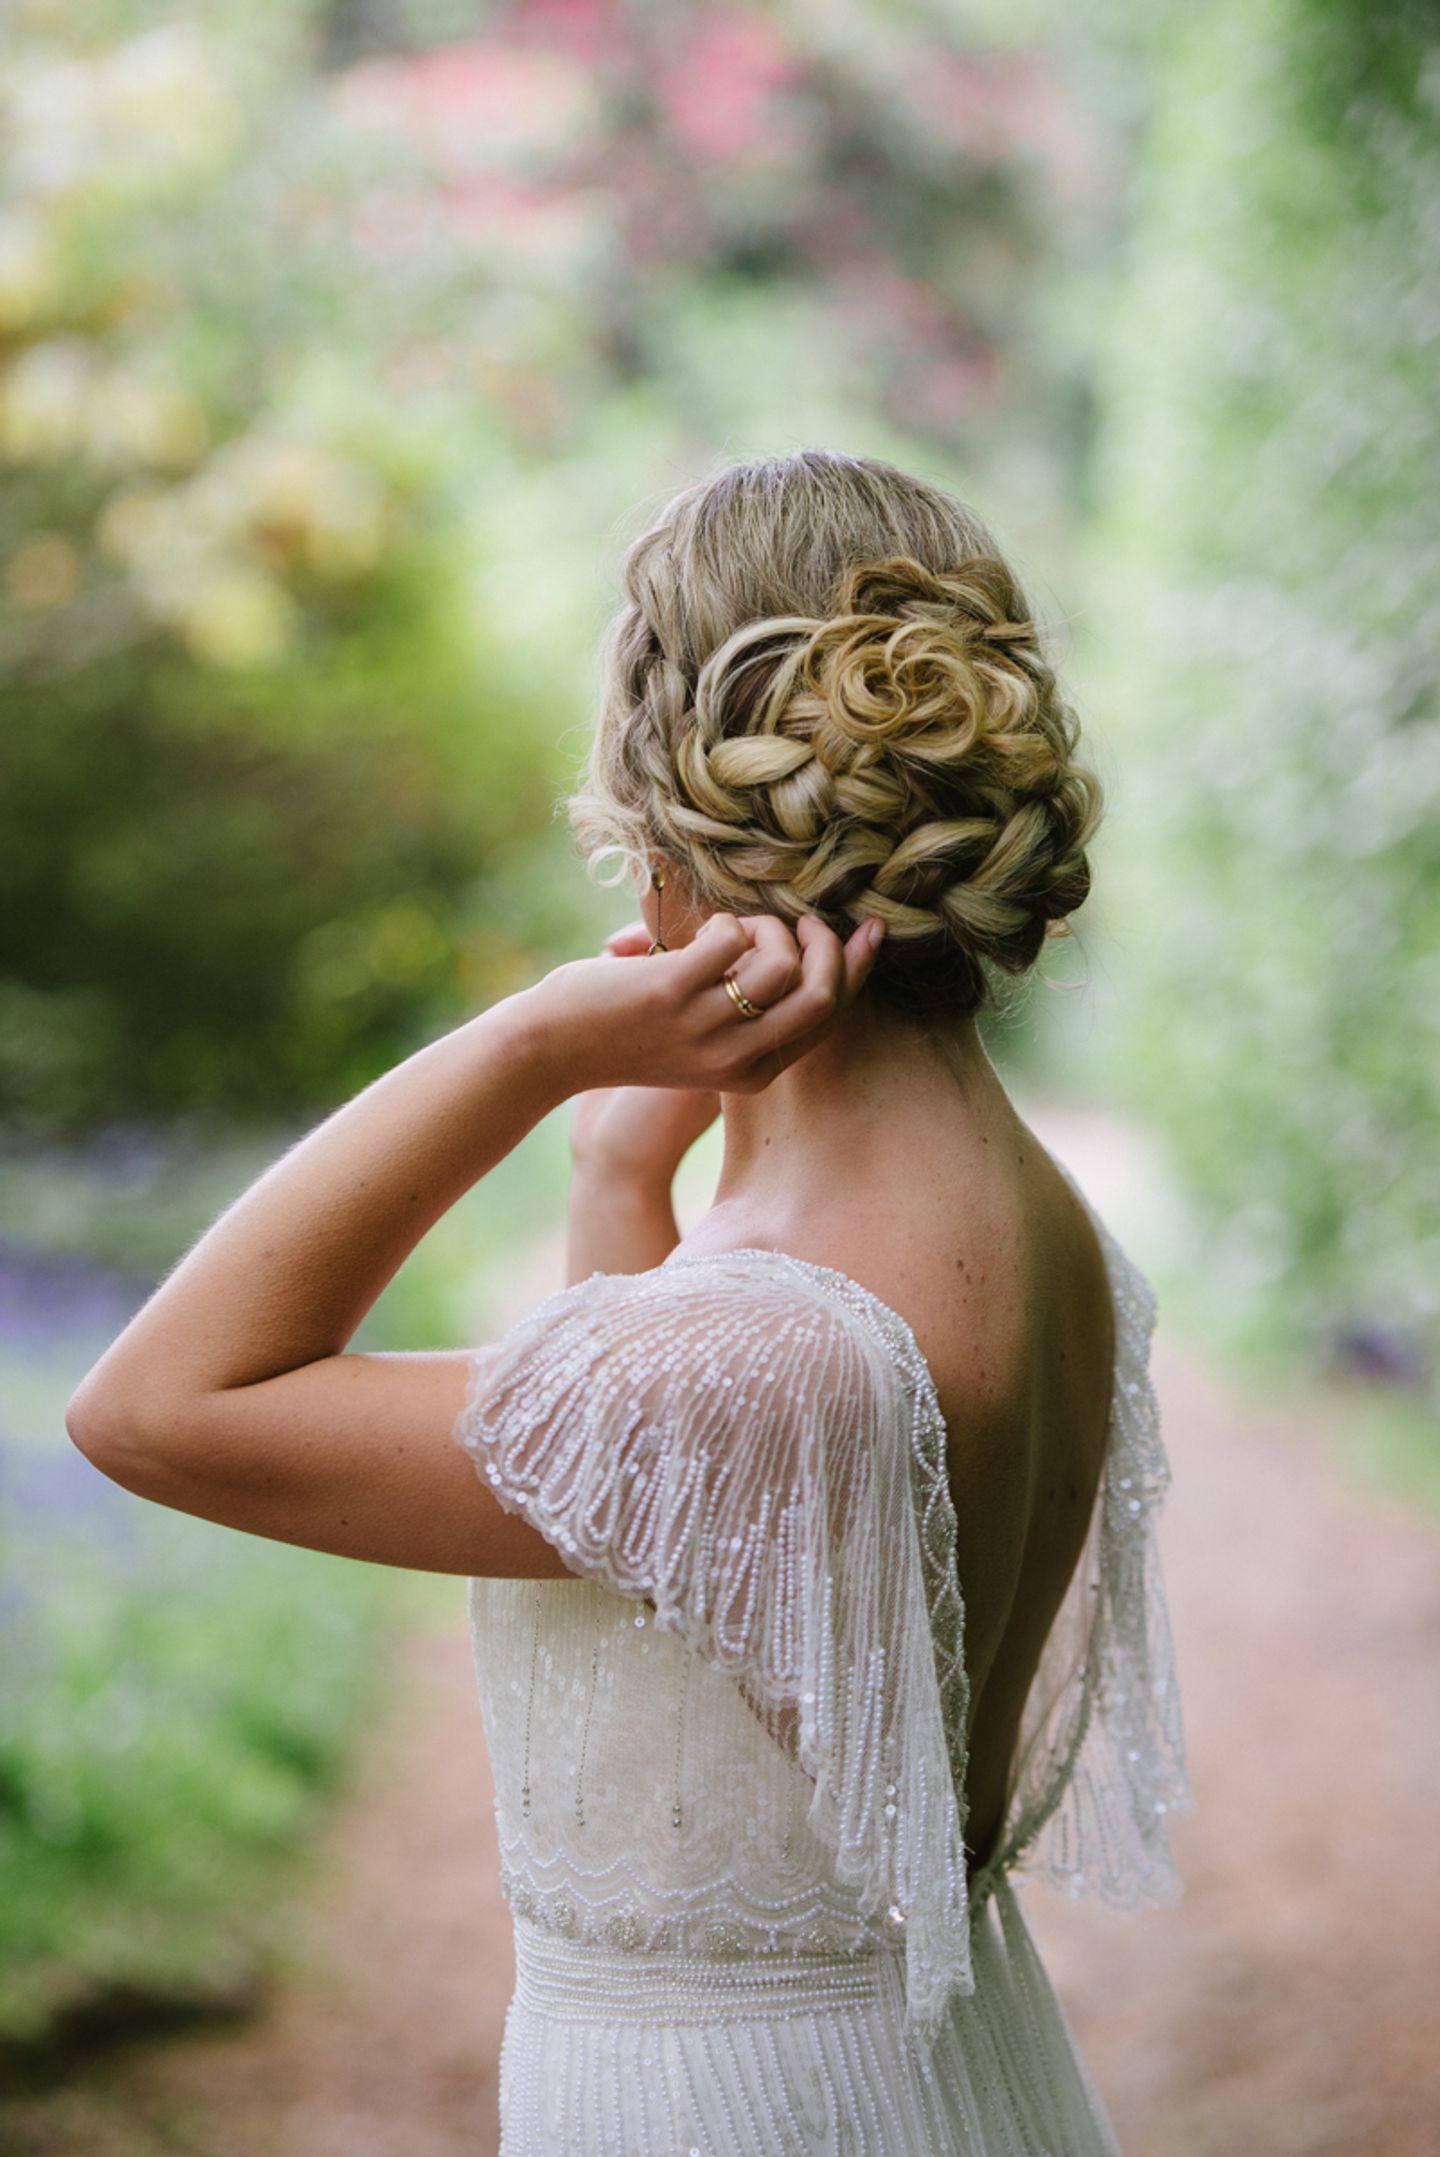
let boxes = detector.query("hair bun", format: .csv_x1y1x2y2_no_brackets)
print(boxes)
797,555,1052,790
572,453,1105,1024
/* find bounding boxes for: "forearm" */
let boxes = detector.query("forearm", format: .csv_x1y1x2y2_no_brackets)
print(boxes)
71,985,570,1426
565,1166,680,1285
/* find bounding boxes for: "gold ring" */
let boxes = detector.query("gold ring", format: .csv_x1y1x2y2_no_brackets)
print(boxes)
723,972,766,1021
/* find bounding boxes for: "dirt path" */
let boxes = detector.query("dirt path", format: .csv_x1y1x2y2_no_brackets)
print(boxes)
1020,1109,1440,2157
8,1111,1440,2155
1027,1316,1440,2157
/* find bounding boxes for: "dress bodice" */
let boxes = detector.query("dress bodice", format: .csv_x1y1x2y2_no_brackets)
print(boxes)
455,1163,1192,2046
468,1572,927,1964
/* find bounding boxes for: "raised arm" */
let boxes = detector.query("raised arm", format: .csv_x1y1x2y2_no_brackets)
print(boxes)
63,911,881,1577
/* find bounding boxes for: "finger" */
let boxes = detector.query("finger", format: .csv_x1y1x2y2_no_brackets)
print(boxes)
723,914,804,1012
772,928,876,1057
669,910,755,987
602,921,655,956
800,912,888,1015
752,921,881,1073
741,905,879,1048
772,913,846,1031
713,915,845,1070
839,917,886,1004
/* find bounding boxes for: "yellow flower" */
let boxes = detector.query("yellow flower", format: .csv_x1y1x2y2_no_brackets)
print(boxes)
205,433,390,578
179,564,298,671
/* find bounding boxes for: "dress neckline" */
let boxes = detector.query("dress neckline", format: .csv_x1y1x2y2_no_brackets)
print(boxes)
664,1242,946,1415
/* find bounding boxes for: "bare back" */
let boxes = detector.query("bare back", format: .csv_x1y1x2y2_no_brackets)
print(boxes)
692,1078,1116,1875
915,1136,1115,1867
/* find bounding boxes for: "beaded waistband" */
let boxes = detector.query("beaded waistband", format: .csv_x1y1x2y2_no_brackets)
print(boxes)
511,1918,910,2025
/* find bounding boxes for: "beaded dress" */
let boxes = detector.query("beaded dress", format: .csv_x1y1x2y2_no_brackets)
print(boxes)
452,1162,1192,2155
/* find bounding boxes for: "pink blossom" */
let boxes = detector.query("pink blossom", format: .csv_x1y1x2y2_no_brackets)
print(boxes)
660,9,800,163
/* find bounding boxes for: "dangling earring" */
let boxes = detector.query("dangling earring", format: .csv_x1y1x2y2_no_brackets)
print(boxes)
647,863,668,955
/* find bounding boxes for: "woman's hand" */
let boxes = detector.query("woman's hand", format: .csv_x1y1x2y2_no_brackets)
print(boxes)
569,918,721,1194
556,909,881,1283
571,1081,720,1193
60,898,885,1578
566,1078,717,1285
530,909,886,1101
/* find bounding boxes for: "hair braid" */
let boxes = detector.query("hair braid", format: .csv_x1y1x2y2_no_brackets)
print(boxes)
570,452,1104,1023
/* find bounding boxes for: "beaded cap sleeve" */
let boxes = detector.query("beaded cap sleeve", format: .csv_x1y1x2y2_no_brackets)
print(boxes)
452,1253,975,2042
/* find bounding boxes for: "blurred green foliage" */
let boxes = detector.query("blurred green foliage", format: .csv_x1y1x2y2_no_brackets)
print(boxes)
0,7,595,1131
0,1484,397,2047
1082,0,1440,1397
0,0,1118,1131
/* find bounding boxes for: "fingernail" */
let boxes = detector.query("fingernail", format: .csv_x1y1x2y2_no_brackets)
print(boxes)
866,920,886,949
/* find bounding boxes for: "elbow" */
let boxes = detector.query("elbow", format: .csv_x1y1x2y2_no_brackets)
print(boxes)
66,1370,239,1513
65,1372,177,1494
66,1370,120,1460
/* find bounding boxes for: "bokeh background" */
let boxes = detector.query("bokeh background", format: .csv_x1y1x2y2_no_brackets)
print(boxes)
2,2,1437,2151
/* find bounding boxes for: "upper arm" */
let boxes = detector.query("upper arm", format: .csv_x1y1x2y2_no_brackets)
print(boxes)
67,1346,579,1579
451,1260,890,1616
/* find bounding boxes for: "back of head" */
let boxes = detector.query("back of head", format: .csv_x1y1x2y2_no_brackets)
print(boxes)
571,448,1104,1026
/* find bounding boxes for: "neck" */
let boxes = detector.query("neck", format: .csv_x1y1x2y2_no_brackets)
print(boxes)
710,999,1011,1243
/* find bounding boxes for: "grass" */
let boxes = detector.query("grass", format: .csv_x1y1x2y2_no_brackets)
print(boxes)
0,1521,398,2049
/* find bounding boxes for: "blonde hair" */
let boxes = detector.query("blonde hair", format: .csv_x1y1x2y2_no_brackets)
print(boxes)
570,448,1103,1024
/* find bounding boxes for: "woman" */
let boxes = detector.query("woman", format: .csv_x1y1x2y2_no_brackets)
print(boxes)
68,448,1193,2154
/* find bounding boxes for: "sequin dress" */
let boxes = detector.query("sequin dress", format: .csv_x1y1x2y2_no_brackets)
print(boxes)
452,1163,1193,2155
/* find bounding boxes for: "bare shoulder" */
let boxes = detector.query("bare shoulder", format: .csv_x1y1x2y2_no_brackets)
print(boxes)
839,1120,1116,1442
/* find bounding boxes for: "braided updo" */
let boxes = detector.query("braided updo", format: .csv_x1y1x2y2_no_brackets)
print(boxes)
570,449,1104,1023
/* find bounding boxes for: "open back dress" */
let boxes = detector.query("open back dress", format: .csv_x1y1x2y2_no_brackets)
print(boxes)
452,1161,1193,2155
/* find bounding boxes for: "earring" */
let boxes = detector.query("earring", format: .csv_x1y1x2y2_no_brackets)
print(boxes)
647,864,668,955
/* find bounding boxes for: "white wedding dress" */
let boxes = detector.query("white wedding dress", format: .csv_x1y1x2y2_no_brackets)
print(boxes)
452,1162,1193,2155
